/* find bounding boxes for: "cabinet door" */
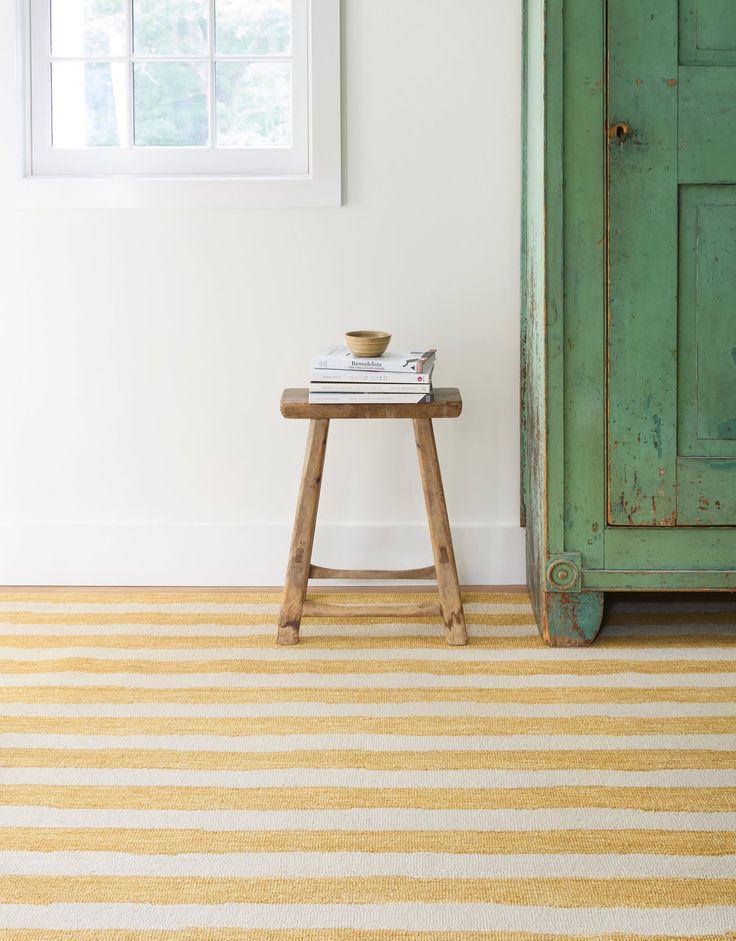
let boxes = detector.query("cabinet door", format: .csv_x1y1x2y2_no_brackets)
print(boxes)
608,0,736,526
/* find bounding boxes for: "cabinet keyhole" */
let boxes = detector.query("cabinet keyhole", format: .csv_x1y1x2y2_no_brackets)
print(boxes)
608,122,631,142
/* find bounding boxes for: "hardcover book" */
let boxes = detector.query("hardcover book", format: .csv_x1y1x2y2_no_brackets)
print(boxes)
309,381,432,394
310,367,433,385
308,392,431,404
311,347,436,373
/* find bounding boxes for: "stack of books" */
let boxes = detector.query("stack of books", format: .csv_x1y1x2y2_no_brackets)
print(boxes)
309,346,436,404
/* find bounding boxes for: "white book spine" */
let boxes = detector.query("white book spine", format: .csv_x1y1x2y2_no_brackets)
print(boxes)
308,392,431,404
310,382,433,394
310,369,433,385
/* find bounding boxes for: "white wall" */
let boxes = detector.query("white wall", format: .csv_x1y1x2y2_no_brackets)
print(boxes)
0,0,524,586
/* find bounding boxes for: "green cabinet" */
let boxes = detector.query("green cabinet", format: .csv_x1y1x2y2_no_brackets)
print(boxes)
521,0,736,645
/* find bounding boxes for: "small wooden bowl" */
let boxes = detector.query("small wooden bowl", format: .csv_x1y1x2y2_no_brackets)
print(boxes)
345,330,391,357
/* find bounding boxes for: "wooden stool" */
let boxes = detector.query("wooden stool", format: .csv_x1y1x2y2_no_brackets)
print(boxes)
277,387,467,646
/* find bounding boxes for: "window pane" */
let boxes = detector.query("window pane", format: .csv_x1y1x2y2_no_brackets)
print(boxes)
216,62,291,148
52,61,128,148
133,0,209,55
51,0,127,57
134,62,208,146
215,0,291,55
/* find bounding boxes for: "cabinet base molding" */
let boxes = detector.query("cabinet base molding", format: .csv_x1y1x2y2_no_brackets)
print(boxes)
540,590,605,647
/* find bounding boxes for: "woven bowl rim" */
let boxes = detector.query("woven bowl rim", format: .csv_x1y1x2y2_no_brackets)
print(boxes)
345,330,391,339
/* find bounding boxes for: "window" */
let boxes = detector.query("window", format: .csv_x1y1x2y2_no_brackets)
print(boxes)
25,0,340,193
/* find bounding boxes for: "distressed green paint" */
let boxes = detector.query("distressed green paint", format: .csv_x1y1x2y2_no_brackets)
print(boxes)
678,189,736,463
683,204,736,442
680,67,736,182
522,0,606,645
605,526,736,570
544,0,566,558
583,570,736,591
607,0,679,526
680,0,736,65
521,0,549,633
519,0,529,531
562,0,606,569
678,188,736,459
542,591,605,647
694,0,736,51
677,459,736,525
522,1,736,642
673,37,736,527
689,204,735,439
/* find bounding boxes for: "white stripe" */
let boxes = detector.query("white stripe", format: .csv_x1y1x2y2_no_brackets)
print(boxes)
1,767,733,789
0,601,530,614
2,671,734,689
0,602,287,613
0,604,285,615
0,903,734,934
0,806,733,832
0,623,536,638
1,701,734,719
0,618,727,640
1,645,734,661
0,851,733,879
0,605,281,616
2,732,735,752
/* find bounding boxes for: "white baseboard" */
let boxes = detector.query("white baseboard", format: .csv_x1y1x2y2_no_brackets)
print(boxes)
0,523,526,587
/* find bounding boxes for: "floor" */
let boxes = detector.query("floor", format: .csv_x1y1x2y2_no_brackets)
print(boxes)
0,588,733,938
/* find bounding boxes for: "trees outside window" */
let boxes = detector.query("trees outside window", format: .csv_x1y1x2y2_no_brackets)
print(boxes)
29,0,312,176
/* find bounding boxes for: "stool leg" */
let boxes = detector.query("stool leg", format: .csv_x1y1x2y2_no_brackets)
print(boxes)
413,418,467,646
277,418,330,645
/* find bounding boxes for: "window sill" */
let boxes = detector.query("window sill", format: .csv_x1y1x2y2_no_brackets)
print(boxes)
1,172,343,210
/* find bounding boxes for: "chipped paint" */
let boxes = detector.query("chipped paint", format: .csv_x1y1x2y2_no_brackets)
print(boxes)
543,591,604,647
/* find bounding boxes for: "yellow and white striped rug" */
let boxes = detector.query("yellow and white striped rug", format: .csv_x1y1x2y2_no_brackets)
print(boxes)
0,589,733,940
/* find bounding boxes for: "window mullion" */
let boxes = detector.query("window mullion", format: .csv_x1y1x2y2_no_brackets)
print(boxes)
30,0,329,186
208,0,216,148
127,0,134,149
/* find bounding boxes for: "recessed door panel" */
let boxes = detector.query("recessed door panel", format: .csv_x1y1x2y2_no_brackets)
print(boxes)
679,188,736,450
679,68,736,182
680,0,736,64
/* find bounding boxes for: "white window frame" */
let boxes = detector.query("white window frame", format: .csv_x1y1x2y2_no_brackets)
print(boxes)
7,0,341,207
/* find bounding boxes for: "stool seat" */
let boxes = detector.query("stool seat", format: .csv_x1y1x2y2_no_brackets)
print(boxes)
277,386,467,647
281,387,462,419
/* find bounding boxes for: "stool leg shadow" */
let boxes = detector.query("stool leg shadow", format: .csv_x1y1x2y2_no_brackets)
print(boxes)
277,418,330,645
413,418,468,646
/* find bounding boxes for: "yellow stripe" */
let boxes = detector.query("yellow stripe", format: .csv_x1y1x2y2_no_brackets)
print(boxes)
0,658,733,675
0,685,734,704
0,875,733,906
3,931,730,941
0,590,529,605
1,784,733,812
1,614,733,638
1,714,733,736
0,633,545,650
3,632,736,649
1,828,733,857
1,747,732,772
0,612,534,627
